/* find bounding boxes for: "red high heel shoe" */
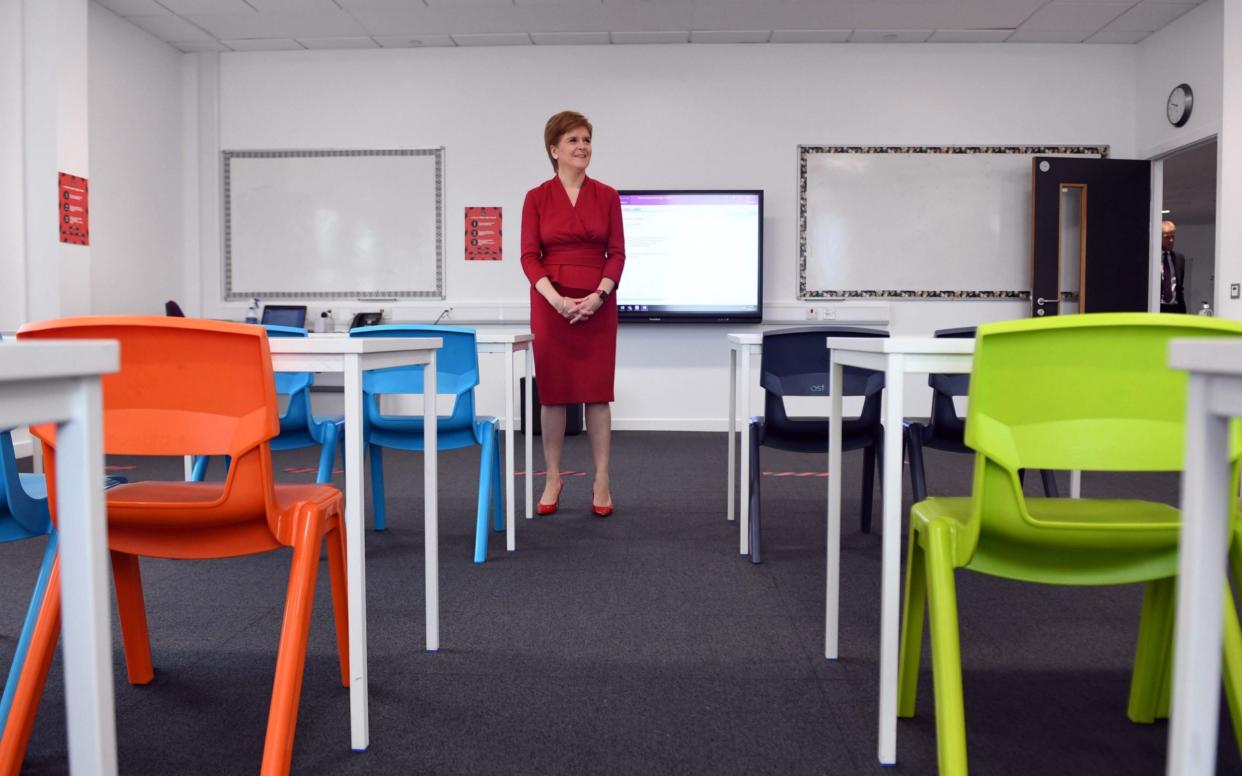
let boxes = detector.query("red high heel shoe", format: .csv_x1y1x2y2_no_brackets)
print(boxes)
537,481,564,516
591,491,613,518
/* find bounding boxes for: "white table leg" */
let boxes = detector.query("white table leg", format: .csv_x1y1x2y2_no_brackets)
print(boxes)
423,352,439,651
183,455,193,480
504,346,516,551
727,347,737,522
877,356,904,766
825,357,844,660
57,379,119,776
1070,469,1082,498
342,354,370,750
739,345,752,555
524,348,534,520
32,435,44,474
1167,374,1230,775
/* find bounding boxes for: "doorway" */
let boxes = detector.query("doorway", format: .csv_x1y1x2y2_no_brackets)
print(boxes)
1160,138,1218,314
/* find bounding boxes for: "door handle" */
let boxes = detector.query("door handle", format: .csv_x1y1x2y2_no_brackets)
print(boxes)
1036,296,1059,306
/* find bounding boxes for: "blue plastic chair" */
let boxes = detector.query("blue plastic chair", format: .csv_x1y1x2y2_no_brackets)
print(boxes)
350,324,503,563
191,324,343,484
0,427,56,730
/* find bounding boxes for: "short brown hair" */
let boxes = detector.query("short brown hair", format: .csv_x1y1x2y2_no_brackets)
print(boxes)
544,111,593,172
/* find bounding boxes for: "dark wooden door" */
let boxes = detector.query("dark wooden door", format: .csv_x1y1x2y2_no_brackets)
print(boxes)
1031,157,1151,316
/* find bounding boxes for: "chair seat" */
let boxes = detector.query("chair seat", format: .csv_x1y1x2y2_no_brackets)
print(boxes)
16,473,47,501
107,481,342,527
912,496,1181,585
369,420,493,453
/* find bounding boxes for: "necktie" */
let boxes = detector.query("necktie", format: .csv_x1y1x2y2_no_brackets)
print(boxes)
1162,251,1176,305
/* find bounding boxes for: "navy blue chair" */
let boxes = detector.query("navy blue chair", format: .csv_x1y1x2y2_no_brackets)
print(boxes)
904,325,1058,503
748,326,887,563
191,324,343,484
350,324,503,563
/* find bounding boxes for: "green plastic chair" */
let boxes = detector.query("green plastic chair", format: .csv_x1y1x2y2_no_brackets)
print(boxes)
897,313,1242,775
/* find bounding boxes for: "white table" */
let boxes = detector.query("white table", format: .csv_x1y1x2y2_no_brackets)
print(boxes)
726,333,762,555
475,331,535,551
267,336,441,753
825,336,975,766
0,340,119,775
1166,338,1242,775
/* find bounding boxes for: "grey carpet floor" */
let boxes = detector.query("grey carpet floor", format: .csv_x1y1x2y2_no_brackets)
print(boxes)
1,431,1239,774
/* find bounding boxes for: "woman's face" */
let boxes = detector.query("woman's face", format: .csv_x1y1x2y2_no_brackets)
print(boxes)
551,126,592,174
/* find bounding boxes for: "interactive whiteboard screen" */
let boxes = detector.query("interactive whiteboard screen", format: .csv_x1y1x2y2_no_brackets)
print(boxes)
223,149,443,301
798,146,1105,299
617,190,763,322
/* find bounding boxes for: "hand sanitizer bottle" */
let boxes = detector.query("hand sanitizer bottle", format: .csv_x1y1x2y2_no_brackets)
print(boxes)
245,297,259,324
1199,301,1213,316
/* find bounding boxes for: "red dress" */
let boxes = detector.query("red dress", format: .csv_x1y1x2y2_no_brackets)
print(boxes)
521,176,626,404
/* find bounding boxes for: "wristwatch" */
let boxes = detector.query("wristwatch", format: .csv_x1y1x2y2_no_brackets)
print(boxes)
595,287,610,301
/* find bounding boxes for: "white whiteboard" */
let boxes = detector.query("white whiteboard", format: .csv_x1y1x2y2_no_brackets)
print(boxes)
223,149,444,300
798,146,1106,299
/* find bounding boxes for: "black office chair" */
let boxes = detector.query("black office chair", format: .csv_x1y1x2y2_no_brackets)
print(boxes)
164,300,185,317
905,325,1058,503
748,326,887,563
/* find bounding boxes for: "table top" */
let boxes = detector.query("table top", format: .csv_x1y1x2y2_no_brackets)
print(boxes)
307,331,531,345
1169,338,1242,377
825,336,975,355
0,340,119,382
268,337,441,355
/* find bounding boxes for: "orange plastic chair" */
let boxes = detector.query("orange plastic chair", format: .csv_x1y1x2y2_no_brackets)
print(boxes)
2,316,349,776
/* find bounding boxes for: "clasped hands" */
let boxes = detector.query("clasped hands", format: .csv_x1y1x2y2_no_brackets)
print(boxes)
556,294,601,324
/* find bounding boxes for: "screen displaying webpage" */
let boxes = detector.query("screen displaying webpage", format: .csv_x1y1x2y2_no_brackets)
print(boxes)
618,192,761,317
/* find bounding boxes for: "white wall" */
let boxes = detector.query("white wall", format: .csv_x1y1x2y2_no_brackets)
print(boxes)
1220,0,1242,319
88,3,184,315
1136,0,1222,158
1175,222,1215,313
0,1,24,332
191,43,1137,428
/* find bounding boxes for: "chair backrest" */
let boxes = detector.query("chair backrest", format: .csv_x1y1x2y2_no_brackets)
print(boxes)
164,300,185,317
263,325,314,431
926,326,976,438
0,430,49,540
759,326,887,431
18,317,281,517
958,313,1242,563
350,324,480,430
261,305,308,329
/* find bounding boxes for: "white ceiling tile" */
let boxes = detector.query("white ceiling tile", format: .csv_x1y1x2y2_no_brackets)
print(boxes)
158,0,254,12
610,30,690,43
451,32,534,45
1085,27,1152,41
335,0,428,8
1104,1,1197,30
689,29,770,43
126,13,215,40
298,36,382,48
373,33,458,46
531,30,611,43
849,29,934,43
187,9,370,38
1007,27,1094,42
769,29,850,43
927,28,1015,42
92,0,172,15
516,0,604,5
425,0,514,5
1018,2,1134,32
169,38,230,51
348,8,436,33
246,0,341,11
222,37,305,50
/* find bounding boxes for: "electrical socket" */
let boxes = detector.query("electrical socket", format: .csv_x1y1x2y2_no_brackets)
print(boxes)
1232,283,1241,300
805,307,818,320
821,308,838,320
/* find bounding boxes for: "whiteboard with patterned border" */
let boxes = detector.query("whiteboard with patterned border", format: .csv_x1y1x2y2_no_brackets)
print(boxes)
223,149,444,301
798,146,1107,299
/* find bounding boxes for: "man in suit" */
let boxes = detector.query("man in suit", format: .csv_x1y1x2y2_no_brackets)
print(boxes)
1160,220,1187,314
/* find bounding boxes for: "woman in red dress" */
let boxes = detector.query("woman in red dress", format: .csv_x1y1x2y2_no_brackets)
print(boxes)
520,111,625,517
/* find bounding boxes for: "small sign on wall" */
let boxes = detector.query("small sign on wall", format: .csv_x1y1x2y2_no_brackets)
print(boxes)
58,173,89,245
464,206,501,261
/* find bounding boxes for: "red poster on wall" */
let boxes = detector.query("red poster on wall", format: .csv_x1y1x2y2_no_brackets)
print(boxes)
464,206,502,261
58,173,89,245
